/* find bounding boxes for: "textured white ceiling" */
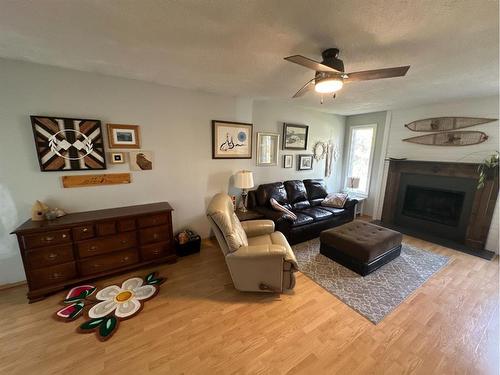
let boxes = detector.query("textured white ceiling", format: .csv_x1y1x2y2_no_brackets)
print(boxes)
0,0,498,115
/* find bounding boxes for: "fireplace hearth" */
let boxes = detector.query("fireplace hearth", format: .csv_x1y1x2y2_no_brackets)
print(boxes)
380,160,498,259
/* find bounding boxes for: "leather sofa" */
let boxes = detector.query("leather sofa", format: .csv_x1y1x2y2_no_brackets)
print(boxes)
207,193,298,293
247,179,357,245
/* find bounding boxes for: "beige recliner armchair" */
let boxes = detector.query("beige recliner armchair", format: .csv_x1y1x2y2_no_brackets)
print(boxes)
207,193,298,292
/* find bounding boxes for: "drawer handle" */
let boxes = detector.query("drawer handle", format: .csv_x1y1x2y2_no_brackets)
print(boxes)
121,256,130,263
89,245,97,251
44,236,55,242
47,253,58,260
153,233,159,240
121,240,128,244
50,272,63,279
153,249,161,255
92,264,101,268
62,234,67,239
82,228,89,233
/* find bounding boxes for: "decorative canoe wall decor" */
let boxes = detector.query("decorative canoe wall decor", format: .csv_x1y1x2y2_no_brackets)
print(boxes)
62,173,131,188
403,131,489,146
405,117,496,132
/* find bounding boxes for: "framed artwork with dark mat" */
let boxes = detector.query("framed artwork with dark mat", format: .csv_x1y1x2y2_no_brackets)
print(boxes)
283,123,309,150
30,115,106,171
298,154,313,170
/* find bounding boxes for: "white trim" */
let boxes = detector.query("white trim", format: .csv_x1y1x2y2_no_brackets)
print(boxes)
344,123,377,196
373,111,392,220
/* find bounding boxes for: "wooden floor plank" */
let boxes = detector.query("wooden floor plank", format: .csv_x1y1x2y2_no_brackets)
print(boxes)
0,231,498,375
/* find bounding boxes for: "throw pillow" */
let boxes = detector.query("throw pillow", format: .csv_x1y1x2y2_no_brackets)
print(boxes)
321,193,348,208
270,198,298,220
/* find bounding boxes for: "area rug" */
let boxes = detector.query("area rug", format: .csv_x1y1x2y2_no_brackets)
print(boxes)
292,239,449,324
54,271,165,341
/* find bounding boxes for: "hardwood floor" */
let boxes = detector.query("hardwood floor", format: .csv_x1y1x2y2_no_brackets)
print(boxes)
0,232,498,374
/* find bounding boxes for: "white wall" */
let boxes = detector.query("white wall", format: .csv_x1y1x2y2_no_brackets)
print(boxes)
376,96,499,252
0,59,345,284
343,111,388,216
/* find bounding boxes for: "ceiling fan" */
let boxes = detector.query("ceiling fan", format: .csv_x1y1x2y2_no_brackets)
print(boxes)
284,48,410,100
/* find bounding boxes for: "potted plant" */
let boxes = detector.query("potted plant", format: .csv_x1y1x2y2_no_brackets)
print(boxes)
477,151,499,189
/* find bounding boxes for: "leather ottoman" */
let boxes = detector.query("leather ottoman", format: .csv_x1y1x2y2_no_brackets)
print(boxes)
320,221,402,276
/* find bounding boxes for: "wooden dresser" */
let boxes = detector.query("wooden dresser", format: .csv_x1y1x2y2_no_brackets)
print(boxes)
11,202,176,302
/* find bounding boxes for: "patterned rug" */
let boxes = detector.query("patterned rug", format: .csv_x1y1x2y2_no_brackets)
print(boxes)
54,271,165,341
292,239,449,324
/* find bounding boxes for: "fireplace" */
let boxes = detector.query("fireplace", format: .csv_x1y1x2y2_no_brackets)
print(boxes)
402,185,465,227
381,160,498,259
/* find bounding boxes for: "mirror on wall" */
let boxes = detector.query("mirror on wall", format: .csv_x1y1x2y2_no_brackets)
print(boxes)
256,132,279,166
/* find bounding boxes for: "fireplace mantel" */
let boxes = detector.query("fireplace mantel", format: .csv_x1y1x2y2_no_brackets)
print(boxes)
381,159,498,256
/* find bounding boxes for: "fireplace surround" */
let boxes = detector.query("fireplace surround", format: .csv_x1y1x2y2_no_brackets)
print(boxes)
381,160,498,259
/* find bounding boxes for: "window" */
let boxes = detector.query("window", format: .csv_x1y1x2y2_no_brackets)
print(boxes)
344,124,377,196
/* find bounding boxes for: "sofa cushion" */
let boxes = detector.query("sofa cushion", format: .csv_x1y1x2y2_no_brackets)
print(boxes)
304,179,328,200
290,212,315,227
256,182,290,208
284,180,311,210
270,198,298,220
318,206,346,216
298,207,334,221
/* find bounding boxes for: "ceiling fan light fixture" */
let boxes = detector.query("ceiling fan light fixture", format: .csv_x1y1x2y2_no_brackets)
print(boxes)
314,77,343,93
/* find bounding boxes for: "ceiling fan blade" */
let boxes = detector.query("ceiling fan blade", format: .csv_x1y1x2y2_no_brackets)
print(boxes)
284,55,341,73
292,78,315,98
344,66,410,82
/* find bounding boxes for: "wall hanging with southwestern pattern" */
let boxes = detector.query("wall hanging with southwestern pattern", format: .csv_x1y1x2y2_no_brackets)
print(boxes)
31,116,106,171
54,271,165,341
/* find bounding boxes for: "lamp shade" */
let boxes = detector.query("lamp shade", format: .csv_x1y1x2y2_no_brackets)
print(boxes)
347,177,360,189
234,170,254,189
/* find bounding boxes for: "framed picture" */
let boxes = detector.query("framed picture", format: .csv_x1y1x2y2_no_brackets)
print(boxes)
256,132,279,166
107,124,141,149
283,154,293,168
298,154,313,170
283,123,309,150
212,120,253,159
129,151,153,171
30,115,106,171
109,152,125,164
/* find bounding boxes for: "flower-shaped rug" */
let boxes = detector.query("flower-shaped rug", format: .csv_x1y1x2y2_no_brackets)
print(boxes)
54,271,165,341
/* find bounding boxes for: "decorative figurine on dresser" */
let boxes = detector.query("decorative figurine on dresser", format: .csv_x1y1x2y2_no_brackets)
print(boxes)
11,202,175,302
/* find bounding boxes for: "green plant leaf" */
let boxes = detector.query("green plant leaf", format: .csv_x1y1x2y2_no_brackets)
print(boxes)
80,318,105,331
99,316,117,339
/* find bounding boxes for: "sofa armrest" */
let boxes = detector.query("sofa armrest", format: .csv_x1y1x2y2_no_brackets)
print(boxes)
344,198,358,209
226,244,286,260
241,220,275,237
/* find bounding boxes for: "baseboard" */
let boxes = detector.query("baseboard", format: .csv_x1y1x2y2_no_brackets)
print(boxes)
0,280,27,291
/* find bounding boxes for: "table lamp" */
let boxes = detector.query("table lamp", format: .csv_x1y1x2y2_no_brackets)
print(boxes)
234,170,254,212
347,176,360,190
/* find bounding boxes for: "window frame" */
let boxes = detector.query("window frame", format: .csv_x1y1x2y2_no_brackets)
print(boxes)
344,123,378,197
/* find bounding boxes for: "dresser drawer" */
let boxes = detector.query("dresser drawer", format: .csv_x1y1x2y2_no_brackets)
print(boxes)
96,221,116,236
138,214,169,228
72,225,95,241
139,225,170,244
140,241,172,261
25,244,74,269
77,232,137,258
79,249,138,276
23,230,71,249
118,219,136,232
29,262,77,287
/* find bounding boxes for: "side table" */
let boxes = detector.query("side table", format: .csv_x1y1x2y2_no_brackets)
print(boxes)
235,210,265,222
